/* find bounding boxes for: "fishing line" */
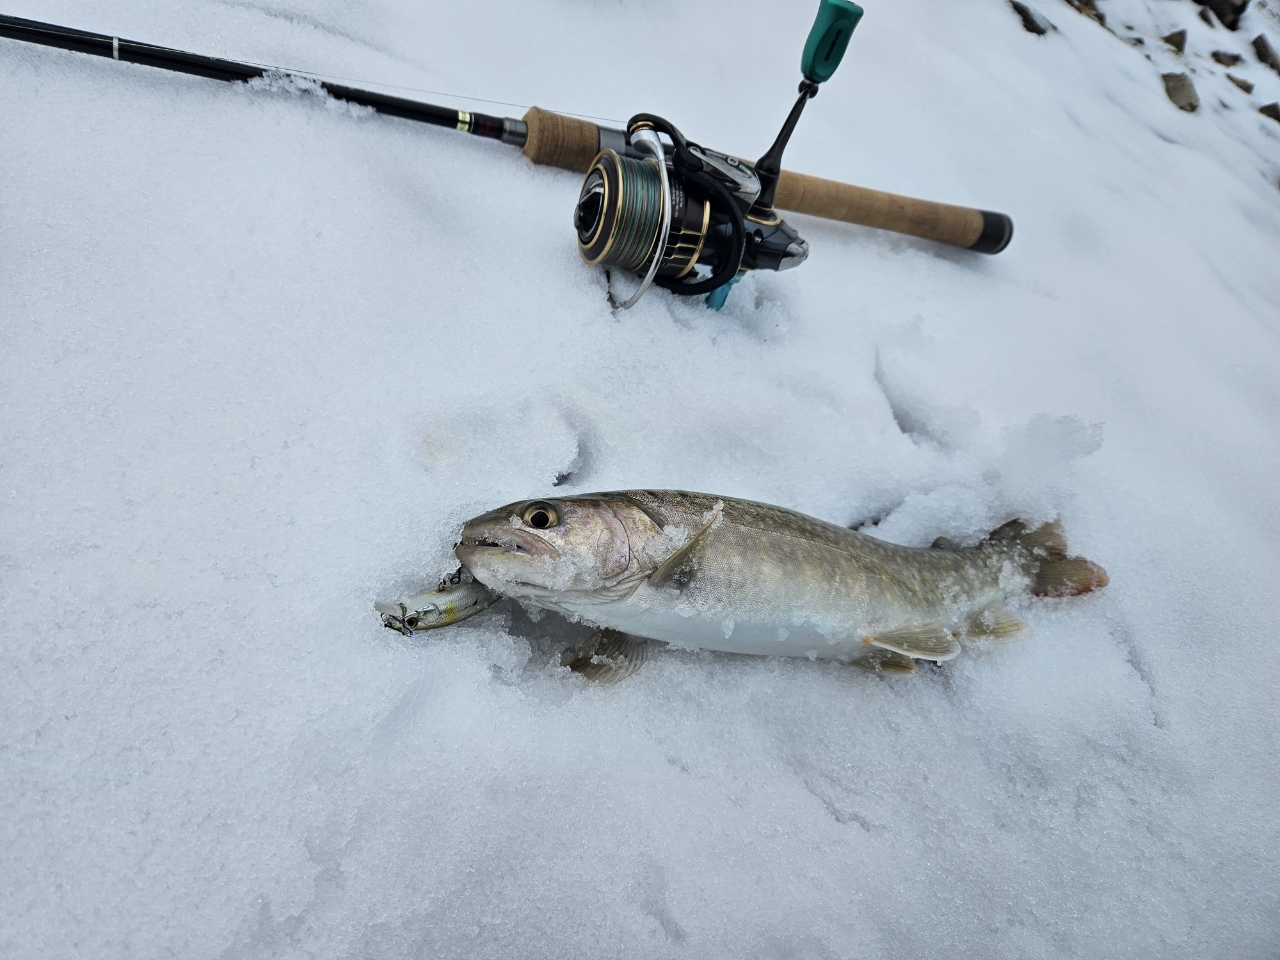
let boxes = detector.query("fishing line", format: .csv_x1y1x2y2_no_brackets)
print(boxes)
600,156,665,272
0,653,428,790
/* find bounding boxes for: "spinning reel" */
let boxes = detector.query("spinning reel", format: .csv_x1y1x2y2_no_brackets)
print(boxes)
573,0,864,309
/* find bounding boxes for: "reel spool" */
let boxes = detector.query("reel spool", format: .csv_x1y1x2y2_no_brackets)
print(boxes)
576,152,704,282
573,0,863,309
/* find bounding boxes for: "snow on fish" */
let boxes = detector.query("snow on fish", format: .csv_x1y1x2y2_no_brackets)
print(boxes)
454,491,1108,682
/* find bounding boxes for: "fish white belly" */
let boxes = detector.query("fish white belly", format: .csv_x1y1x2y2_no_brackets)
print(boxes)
558,592,877,661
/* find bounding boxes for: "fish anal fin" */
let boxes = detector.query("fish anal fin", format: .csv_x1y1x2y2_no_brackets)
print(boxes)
648,506,721,592
855,650,918,675
565,629,649,684
967,602,1030,642
863,621,959,662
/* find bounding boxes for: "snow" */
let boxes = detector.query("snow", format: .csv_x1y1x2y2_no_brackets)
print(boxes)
2,0,1278,956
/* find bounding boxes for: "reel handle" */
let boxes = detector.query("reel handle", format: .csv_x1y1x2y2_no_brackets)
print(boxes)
522,107,1012,254
801,0,863,85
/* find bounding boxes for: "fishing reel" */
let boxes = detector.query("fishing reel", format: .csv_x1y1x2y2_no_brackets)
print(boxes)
573,0,864,309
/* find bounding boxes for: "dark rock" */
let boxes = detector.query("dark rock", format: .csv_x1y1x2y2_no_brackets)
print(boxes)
1126,36,1146,46
1227,73,1255,92
1161,72,1201,111
1261,103,1280,122
1064,0,1106,27
1211,50,1243,65
1254,34,1280,74
1198,6,1215,26
1163,29,1188,53
1010,1,1055,34
1194,0,1249,30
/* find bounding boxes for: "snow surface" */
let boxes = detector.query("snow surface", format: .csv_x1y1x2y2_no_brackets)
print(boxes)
2,0,1279,956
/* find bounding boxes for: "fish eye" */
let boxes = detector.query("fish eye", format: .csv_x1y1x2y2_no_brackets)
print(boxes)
522,501,559,529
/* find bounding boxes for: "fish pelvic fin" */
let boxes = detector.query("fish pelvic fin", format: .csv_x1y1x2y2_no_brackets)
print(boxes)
648,504,721,592
987,519,1110,598
863,621,959,663
967,601,1030,642
565,629,649,684
855,649,919,675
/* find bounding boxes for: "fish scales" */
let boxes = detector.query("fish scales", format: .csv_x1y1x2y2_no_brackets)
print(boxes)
598,492,1015,657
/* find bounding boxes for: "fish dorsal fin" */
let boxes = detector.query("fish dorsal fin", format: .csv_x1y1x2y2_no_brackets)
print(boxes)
648,504,722,592
565,629,649,684
863,622,959,662
856,649,919,675
967,602,1030,642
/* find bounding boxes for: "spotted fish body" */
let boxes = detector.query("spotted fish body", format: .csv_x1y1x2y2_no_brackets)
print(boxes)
454,490,1107,668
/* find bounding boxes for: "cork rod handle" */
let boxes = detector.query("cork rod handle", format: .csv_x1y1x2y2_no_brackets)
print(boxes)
521,107,1012,254
522,107,602,176
773,170,1012,253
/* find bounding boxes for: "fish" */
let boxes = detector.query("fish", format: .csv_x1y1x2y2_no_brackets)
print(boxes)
376,566,498,635
454,490,1108,682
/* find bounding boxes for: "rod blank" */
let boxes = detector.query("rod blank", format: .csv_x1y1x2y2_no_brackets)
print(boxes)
0,14,520,139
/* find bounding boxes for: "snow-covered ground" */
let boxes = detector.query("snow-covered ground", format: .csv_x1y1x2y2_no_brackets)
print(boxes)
3,0,1279,956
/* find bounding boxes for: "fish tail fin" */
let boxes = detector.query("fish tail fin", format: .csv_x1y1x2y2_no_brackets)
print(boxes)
987,519,1109,597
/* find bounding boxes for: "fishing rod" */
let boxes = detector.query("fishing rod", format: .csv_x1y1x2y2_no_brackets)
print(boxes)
0,5,1013,310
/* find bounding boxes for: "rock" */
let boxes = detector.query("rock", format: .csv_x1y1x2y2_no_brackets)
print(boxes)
1262,103,1280,123
1162,29,1188,53
1009,1,1055,34
1254,34,1280,74
1210,50,1243,65
1198,6,1215,26
1227,73,1255,92
1161,72,1201,111
1064,0,1106,27
1194,0,1249,30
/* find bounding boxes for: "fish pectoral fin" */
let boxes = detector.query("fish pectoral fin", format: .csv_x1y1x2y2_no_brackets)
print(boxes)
863,621,959,662
564,629,650,685
966,602,1030,642
855,649,918,675
647,508,720,593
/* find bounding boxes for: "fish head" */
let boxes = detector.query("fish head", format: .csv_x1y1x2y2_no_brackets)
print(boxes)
455,495,668,605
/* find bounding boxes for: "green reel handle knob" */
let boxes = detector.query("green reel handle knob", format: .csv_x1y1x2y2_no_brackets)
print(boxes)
801,0,863,84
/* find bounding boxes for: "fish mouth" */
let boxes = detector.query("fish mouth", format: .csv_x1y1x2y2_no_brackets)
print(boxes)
455,522,560,571
457,534,548,556
455,522,566,598
459,536,522,552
